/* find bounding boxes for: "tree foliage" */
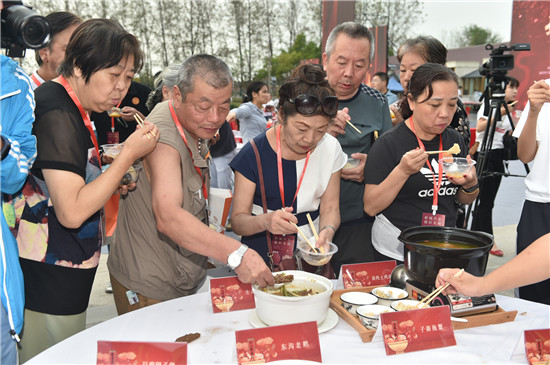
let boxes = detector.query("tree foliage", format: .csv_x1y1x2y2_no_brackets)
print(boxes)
456,25,501,47
23,0,424,91
355,0,425,55
255,33,321,92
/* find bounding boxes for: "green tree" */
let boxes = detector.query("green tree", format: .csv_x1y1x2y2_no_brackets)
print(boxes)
456,25,501,47
356,0,425,55
255,33,321,94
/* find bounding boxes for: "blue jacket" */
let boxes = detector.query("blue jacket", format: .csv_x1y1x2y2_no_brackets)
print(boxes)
0,55,36,339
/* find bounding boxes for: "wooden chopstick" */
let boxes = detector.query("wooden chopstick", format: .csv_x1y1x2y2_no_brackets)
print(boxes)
346,119,362,134
306,213,319,240
417,269,464,306
306,213,324,253
134,114,157,138
290,221,317,252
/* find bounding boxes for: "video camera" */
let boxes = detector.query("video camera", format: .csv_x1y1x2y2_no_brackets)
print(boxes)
478,43,530,97
1,0,50,58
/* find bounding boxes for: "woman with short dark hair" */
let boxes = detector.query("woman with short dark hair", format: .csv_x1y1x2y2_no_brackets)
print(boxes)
10,18,159,361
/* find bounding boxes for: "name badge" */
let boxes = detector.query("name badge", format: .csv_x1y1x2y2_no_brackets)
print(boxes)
271,234,296,265
421,212,445,226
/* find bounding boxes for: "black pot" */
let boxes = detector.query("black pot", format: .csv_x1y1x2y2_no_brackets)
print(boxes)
398,226,493,287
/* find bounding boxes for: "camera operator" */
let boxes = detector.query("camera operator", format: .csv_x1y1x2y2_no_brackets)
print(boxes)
471,77,519,256
0,52,36,365
1,1,48,362
30,11,82,89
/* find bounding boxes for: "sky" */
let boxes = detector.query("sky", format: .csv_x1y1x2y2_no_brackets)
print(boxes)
411,0,515,48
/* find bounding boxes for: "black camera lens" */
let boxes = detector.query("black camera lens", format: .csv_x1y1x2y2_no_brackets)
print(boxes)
2,4,50,49
21,15,50,48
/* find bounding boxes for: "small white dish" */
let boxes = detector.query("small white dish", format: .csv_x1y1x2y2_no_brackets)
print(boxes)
248,308,338,334
340,292,378,315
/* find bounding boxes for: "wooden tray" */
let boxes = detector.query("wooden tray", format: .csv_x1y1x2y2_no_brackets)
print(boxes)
330,287,518,343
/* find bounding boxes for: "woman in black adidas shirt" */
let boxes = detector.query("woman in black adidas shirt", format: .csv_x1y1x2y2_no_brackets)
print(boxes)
363,63,478,263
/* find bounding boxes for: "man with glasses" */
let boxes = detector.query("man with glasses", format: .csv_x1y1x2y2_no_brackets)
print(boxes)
322,22,393,274
107,55,273,315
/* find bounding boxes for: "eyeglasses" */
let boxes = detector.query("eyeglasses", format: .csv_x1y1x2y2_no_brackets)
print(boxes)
287,94,339,116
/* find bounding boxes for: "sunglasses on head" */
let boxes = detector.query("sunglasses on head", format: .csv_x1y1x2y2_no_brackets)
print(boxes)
287,94,339,116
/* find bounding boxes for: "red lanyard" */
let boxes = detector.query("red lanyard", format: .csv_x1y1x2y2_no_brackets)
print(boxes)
409,118,442,215
111,101,122,132
31,73,42,88
57,75,101,167
276,124,310,208
168,101,208,201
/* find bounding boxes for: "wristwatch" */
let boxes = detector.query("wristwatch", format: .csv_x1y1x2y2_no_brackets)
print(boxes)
227,244,248,270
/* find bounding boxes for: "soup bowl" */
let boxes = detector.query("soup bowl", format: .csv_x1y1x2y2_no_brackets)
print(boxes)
252,270,333,326
371,286,408,307
399,226,493,287
340,291,378,315
356,304,395,330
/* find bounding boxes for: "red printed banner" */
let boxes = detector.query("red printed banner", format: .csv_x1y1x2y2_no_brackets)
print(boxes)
341,260,396,288
380,306,456,355
524,328,550,365
97,341,187,365
235,322,321,364
210,277,255,313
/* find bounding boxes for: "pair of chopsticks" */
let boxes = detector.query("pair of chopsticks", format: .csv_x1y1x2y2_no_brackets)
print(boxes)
416,268,464,307
134,114,157,140
281,209,321,253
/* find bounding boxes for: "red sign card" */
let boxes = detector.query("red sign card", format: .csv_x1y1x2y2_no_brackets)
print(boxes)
341,260,396,288
97,341,187,365
380,306,456,355
235,322,321,364
210,276,255,313
524,328,550,365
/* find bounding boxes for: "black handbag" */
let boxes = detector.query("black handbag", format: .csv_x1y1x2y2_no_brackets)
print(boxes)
502,131,519,161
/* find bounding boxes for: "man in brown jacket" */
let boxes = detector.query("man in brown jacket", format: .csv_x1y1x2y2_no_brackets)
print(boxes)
108,55,273,314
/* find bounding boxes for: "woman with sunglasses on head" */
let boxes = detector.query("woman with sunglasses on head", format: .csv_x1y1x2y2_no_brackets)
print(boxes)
230,64,347,270
226,81,271,144
363,63,478,263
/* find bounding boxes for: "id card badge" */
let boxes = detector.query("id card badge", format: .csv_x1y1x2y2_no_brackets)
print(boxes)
271,234,296,265
107,131,119,144
421,212,446,226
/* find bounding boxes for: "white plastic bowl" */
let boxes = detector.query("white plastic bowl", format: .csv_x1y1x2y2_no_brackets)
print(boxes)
343,157,360,169
340,291,378,315
252,270,333,326
439,157,476,178
297,239,338,266
101,143,123,159
356,304,395,329
371,286,409,307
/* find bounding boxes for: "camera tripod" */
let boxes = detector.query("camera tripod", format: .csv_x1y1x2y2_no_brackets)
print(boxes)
464,88,530,228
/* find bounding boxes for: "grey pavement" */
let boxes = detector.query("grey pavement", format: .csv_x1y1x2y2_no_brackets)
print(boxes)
86,160,530,328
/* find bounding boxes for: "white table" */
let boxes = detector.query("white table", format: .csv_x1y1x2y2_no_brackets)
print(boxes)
26,291,549,364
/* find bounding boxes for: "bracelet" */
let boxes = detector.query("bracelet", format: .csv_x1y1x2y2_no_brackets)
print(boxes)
461,183,479,194
320,225,336,234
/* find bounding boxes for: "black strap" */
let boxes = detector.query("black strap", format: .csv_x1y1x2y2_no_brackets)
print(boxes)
249,139,274,269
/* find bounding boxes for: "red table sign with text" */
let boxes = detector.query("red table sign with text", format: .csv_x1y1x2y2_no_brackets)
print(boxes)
524,328,550,365
210,276,255,313
341,260,396,288
235,321,322,364
97,341,187,365
380,305,456,356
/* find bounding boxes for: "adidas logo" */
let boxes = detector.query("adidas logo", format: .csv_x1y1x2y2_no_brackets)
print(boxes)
418,157,459,198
